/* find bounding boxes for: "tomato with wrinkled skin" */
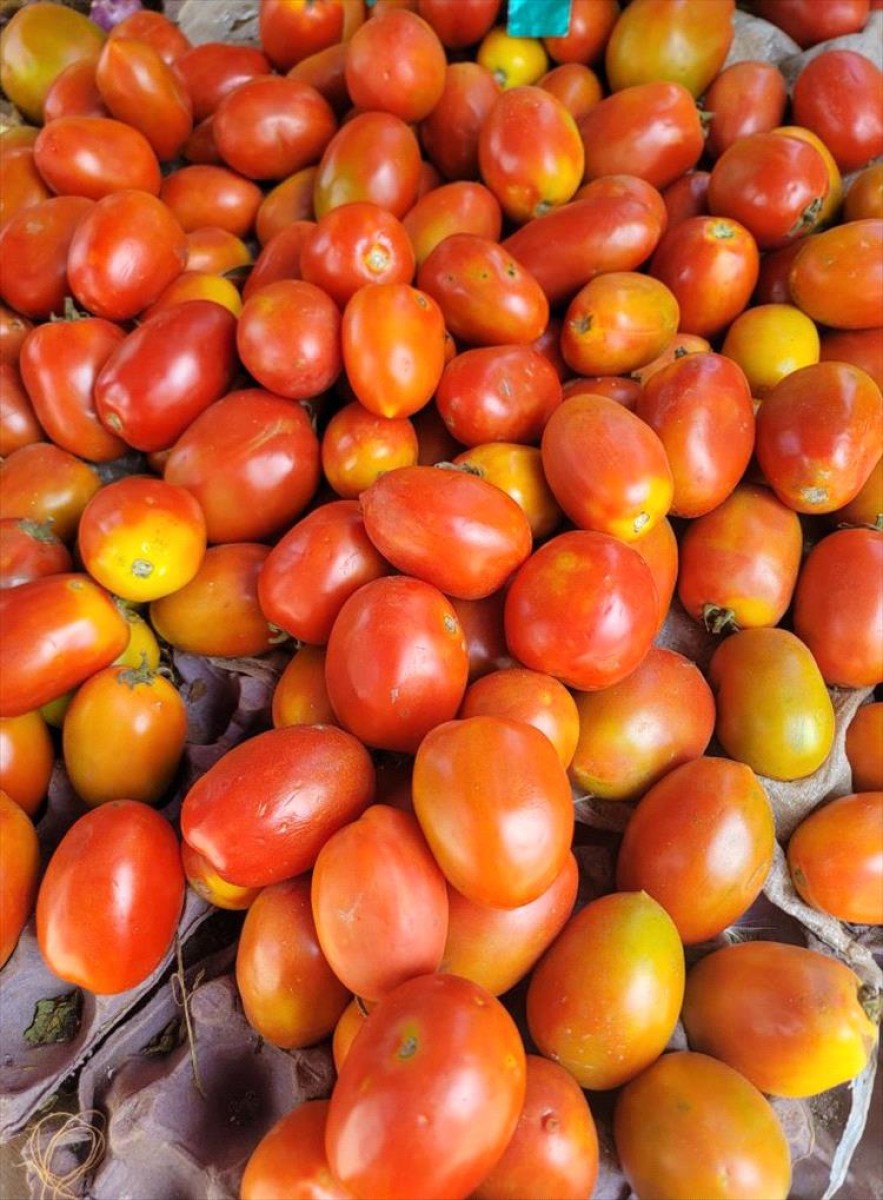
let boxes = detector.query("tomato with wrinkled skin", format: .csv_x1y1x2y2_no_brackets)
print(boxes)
213,75,337,182
615,1052,792,1200
440,852,578,996
0,1,106,123
313,111,423,219
33,116,161,200
677,483,804,633
19,316,127,463
149,543,277,659
453,443,562,541
360,464,533,600
682,941,879,1097
792,527,883,688
237,279,342,402
345,7,446,124
703,60,788,158
241,1100,352,1200
95,36,193,163
789,219,883,331
182,723,374,889
578,82,705,190
272,645,337,729
0,791,40,968
846,703,883,791
0,364,43,457
473,1055,599,1200
419,62,501,182
0,195,94,320
709,627,835,781
527,890,685,1090
541,393,673,540
1,442,100,543
258,500,390,645
259,0,345,70
562,272,679,377
569,645,715,802
300,203,415,308
43,59,107,122
792,50,883,173
755,361,883,514
0,710,54,818
327,973,526,1200
324,575,470,754
174,42,271,122
636,351,755,517
605,0,735,96
37,799,184,994
721,302,820,396
0,518,72,591
342,284,446,419
236,876,350,1050
458,667,578,768
321,403,418,499
159,165,262,237
788,791,883,925
402,182,502,268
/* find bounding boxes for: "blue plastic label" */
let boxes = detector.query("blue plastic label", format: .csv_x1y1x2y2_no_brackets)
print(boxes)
507,0,572,37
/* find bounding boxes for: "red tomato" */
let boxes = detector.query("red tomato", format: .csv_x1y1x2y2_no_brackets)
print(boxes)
0,518,72,591
543,0,618,64
0,791,40,968
300,202,415,308
185,224,253,274
562,271,679,376
419,61,501,182
0,442,100,543
844,162,883,222
345,8,446,123
182,724,375,889
174,42,271,122
327,973,526,1200
605,0,735,96
241,220,316,300
789,219,883,331
458,667,579,768
95,36,193,162
360,464,533,600
450,590,516,682
259,0,345,70
0,710,54,817
241,1101,352,1200
504,530,658,691
321,403,418,499
418,0,501,48
631,515,678,632
703,60,788,158
0,142,51,229
43,59,108,122
0,305,33,368
258,500,390,645
33,115,161,199
237,279,341,402
753,0,871,46
538,61,603,120
403,182,503,268
213,75,337,181
788,791,883,925
0,1,106,123
159,164,262,237
792,50,883,173
0,195,93,319
255,167,317,244
820,328,883,392
313,111,423,219
661,169,710,227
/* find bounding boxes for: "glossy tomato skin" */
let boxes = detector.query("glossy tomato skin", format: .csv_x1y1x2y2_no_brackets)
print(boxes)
300,202,415,308
419,61,502,182
0,142,50,230
703,60,788,158
259,0,344,71
614,1052,791,1200
360,465,533,600
237,280,342,402
846,703,883,791
754,0,871,46
527,891,685,1090
0,306,33,368
617,757,776,943
418,0,501,48
164,389,320,544
789,219,883,330
312,805,449,1001
0,442,100,544
434,344,562,446
321,403,419,499
313,111,423,219
0,363,44,457
720,301,820,397
605,0,735,96
36,799,184,995
182,724,375,889
108,9,191,64
820,328,883,393
159,164,262,238
241,220,315,300
0,518,72,591
844,163,883,222
0,710,54,817
0,573,128,718
792,50,883,173
236,876,350,1050
682,941,879,1097
0,792,40,968
324,575,470,754
344,8,446,124
241,1100,352,1200
412,716,574,908
453,443,563,542
174,42,271,122
272,645,337,730
792,527,883,688
95,36,193,163
33,115,161,199
459,667,579,768
326,973,526,1200
0,1,106,124
403,181,503,268
0,195,94,320
213,75,336,181
561,272,679,377
258,500,390,645
631,515,678,633
788,791,883,925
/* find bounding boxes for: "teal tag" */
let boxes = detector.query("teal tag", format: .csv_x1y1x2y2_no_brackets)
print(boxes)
507,0,572,37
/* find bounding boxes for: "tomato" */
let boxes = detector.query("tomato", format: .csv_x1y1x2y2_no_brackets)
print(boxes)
0,518,72,591
676,482,804,632
180,115,221,166
0,791,40,968
94,36,193,163
772,124,844,231
324,575,469,753
648,216,759,338
831,450,883,528
844,162,883,222
578,82,705,190
272,645,337,729
789,219,883,330
159,165,262,239
140,270,243,320
417,233,549,346
185,224,253,275
62,662,187,808
682,941,879,1097
241,220,316,300
342,285,446,419
753,0,871,46
182,724,374,889
661,169,710,227
149,543,277,659
312,805,448,1001
18,316,127,463
0,1,105,123
703,60,788,158
614,1052,792,1200
0,710,53,818
0,142,51,230
543,0,618,64
322,403,418,499
403,182,502,269
259,0,345,70
255,167,318,244
419,62,501,182
360,464,533,600
792,527,883,688
333,999,372,1074
473,1055,599,1200
562,272,679,376
241,1100,351,1200
0,306,33,368
458,667,578,768
181,842,261,913
213,76,336,182
847,703,883,790
345,8,445,123
42,59,107,122
67,189,188,322
313,111,422,219
441,852,577,996
0,195,94,319
450,590,515,682
707,132,828,250
631,515,678,632
708,627,835,781
113,607,161,672
299,203,414,308
792,50,883,173
541,393,673,539
235,876,350,1051
630,331,711,385
569,645,715,802
754,361,883,514
453,443,563,541
174,42,270,123
505,530,658,691
477,26,549,89
258,500,390,645
237,280,342,402
527,891,685,1090
478,86,584,223
605,0,734,96
418,0,501,48
1,442,101,543
721,302,820,396
33,116,161,199
788,791,883,925
538,62,603,120
327,972,526,1200
108,9,191,64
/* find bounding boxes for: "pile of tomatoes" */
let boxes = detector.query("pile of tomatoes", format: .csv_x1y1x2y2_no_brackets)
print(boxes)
0,0,882,1196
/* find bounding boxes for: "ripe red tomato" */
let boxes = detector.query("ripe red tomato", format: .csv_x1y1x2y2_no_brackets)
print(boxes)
788,791,883,925
300,202,415,308
0,791,40,968
820,328,883,392
326,973,526,1200
753,0,871,46
313,111,423,219
792,49,883,172
182,724,375,889
259,0,345,70
403,181,503,267
0,305,33,368
95,35,193,162
543,0,618,64
237,279,342,402
0,194,94,319
321,402,419,499
0,710,54,817
844,162,883,222
661,169,710,227
41,57,106,120
0,518,72,591
846,703,883,791
0,441,100,543
241,219,315,300
159,164,262,237
0,141,50,229
538,62,603,120
459,667,579,769
174,42,271,122
419,61,501,182
36,799,184,995
789,219,883,330
418,0,501,48
212,75,337,181
605,0,735,96
561,272,679,376
703,60,788,158
435,344,562,448
242,1101,351,1200
345,7,446,123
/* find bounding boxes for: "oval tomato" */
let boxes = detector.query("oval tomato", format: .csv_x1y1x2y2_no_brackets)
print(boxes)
788,219,883,331
543,0,618,64
604,0,735,96
0,791,40,968
562,272,679,376
0,142,50,229
788,791,883,925
0,518,72,591
453,443,563,541
792,49,883,173
0,194,94,319
33,114,161,201
213,75,336,181
753,0,871,46
419,61,501,182
321,403,419,499
0,363,44,457
846,703,883,791
0,710,54,817
272,645,337,730
159,164,262,237
0,442,100,543
720,302,820,396
703,60,788,158
344,7,446,124
300,202,415,308
174,42,271,122
237,279,342,402
241,1100,351,1200
95,35,193,162
434,344,562,446
459,667,579,769
0,1,106,123
313,111,423,219
844,162,883,222
403,182,503,268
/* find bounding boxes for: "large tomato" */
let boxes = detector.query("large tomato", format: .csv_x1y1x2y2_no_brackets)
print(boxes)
236,279,342,402
788,791,883,925
344,7,446,124
0,441,100,543
402,181,503,267
212,75,336,181
703,61,788,158
0,791,40,968
792,49,883,173
313,111,423,219
0,1,106,123
561,272,679,376
458,667,579,768
95,35,193,163
453,443,563,541
174,42,271,122
788,219,883,330
419,61,501,182
33,116,161,199
240,1100,350,1200
321,402,419,499
325,973,526,1200
36,800,184,995
0,194,94,319
604,0,735,96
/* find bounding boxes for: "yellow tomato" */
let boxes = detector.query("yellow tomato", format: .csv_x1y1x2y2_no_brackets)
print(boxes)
722,303,820,396
477,27,549,89
114,607,162,671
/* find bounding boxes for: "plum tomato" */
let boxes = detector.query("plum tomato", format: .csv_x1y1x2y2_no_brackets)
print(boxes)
788,791,883,925
0,791,40,968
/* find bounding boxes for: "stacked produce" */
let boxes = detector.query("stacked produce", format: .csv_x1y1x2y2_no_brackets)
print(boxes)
0,0,881,1196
